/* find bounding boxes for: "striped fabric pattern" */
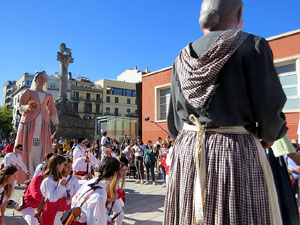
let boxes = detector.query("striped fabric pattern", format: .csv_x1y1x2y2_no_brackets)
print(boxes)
163,129,271,225
176,30,249,109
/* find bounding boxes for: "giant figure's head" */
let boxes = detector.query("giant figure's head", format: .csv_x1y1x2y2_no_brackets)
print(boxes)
199,0,243,30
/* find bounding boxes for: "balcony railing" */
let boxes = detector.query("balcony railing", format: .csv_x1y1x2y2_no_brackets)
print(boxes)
71,85,103,92
126,113,138,118
71,97,102,102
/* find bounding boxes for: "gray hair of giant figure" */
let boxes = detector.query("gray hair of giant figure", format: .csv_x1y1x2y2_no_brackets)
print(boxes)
199,0,243,30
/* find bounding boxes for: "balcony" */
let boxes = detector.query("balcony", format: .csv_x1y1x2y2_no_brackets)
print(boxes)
103,112,121,117
71,85,103,92
71,97,102,103
126,113,138,118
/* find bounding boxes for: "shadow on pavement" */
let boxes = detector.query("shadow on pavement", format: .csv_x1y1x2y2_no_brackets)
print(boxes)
4,216,27,225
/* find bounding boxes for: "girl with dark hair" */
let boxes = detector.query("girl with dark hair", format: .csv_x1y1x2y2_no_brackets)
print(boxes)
40,155,67,225
0,165,18,225
71,157,120,225
133,138,146,184
143,141,156,185
92,139,101,159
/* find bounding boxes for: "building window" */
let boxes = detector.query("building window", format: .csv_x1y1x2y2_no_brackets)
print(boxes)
73,91,79,100
86,93,90,100
132,90,136,97
155,85,171,121
106,107,110,115
113,88,123,96
50,83,56,88
135,109,138,116
84,115,91,119
127,108,131,116
106,96,110,103
96,104,100,113
96,94,100,100
127,98,131,104
115,97,119,103
84,103,92,113
74,103,78,112
126,90,132,97
114,108,119,116
26,80,32,86
276,63,299,110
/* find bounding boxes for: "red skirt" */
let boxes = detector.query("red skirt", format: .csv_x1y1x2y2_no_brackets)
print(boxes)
40,198,68,225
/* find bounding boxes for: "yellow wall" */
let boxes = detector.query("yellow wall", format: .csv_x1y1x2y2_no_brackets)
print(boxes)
71,79,103,119
95,79,137,117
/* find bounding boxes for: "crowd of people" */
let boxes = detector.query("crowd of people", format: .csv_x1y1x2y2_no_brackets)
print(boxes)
0,135,134,225
0,133,173,225
51,133,173,187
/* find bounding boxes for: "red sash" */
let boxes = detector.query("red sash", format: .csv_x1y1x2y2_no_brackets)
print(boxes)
40,198,68,225
76,171,87,176
76,170,95,177
117,189,126,203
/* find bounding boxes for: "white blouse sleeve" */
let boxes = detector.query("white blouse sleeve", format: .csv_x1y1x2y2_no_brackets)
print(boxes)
19,105,30,113
40,177,67,202
73,158,82,172
3,154,12,167
33,163,44,178
88,153,101,166
50,114,59,125
71,177,80,197
72,147,81,162
86,193,107,225
17,155,28,173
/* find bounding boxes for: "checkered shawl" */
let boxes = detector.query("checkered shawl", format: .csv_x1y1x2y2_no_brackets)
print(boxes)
177,30,249,109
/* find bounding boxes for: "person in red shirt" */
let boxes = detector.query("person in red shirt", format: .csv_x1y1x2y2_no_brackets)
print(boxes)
21,172,44,225
3,139,14,154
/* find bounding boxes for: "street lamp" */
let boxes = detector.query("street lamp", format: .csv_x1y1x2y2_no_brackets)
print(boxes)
144,116,168,134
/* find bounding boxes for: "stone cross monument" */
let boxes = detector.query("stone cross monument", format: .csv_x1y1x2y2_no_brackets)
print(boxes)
54,43,95,141
55,43,76,116
57,43,73,101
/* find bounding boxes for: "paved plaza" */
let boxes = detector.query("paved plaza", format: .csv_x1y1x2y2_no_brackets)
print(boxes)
5,178,166,225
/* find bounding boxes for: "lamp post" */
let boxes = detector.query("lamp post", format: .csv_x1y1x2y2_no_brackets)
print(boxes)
144,116,168,134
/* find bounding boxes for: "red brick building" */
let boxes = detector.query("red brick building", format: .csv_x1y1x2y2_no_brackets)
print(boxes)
142,29,300,142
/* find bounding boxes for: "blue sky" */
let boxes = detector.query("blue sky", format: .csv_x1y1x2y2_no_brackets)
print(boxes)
1,0,300,102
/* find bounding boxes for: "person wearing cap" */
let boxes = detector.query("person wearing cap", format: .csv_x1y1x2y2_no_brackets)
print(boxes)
164,0,287,224
14,71,59,184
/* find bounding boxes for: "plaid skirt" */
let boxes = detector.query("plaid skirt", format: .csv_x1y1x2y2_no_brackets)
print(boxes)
163,126,280,225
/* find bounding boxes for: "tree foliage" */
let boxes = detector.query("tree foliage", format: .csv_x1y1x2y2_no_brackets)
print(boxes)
0,106,13,134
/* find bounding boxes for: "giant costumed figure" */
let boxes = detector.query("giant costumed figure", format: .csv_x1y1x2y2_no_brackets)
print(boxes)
163,0,287,224
15,71,59,184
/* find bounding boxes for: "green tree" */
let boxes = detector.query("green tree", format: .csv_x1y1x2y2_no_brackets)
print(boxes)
0,106,13,134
